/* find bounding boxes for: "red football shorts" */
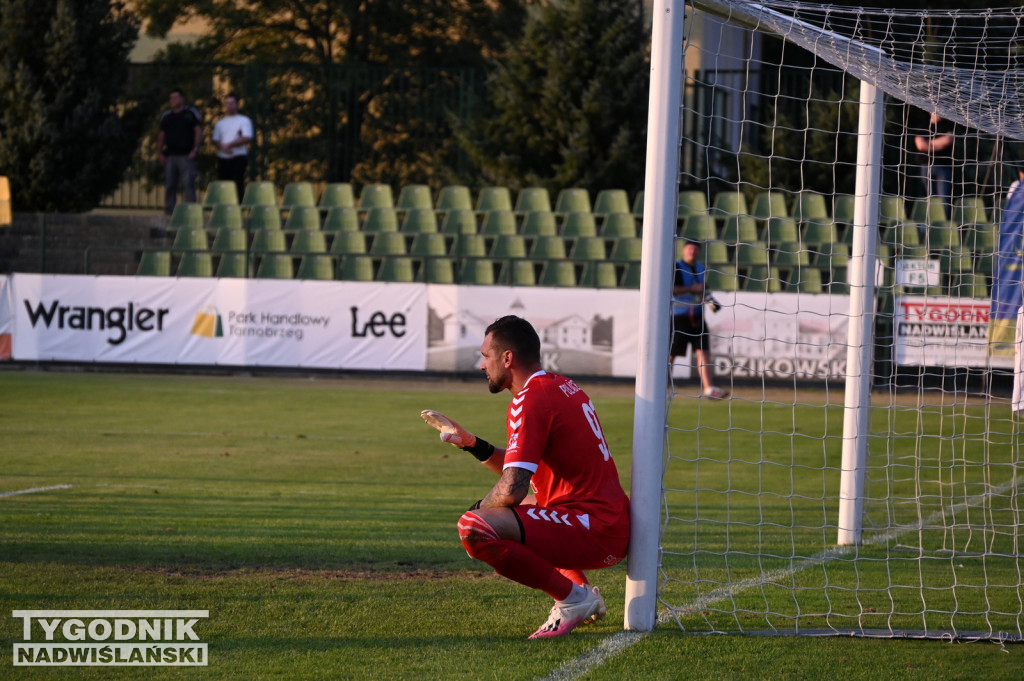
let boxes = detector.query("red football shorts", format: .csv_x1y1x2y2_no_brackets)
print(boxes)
513,504,628,571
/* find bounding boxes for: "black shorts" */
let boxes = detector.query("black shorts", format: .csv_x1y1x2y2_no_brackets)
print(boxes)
670,314,708,357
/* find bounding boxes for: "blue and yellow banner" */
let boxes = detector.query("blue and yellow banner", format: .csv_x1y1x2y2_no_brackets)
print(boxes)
989,189,1024,357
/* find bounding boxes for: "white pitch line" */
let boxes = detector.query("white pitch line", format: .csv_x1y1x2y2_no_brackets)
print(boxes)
540,475,1022,681
0,484,73,499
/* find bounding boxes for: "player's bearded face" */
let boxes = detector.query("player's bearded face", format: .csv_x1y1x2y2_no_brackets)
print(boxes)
479,335,510,393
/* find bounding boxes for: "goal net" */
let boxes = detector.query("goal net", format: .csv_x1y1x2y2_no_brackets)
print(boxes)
626,0,1024,641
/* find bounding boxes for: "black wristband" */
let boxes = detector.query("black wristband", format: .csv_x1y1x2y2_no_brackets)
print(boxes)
462,437,495,462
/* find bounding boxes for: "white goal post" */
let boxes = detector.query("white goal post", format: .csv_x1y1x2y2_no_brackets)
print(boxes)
626,0,1024,640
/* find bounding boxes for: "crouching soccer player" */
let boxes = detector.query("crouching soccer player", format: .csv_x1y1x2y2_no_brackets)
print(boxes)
421,315,630,638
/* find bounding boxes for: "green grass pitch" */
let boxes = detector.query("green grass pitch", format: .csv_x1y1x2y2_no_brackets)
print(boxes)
1,370,1021,679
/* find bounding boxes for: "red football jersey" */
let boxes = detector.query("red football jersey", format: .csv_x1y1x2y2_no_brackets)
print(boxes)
502,371,630,540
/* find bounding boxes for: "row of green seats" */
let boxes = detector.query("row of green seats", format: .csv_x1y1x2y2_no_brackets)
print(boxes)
169,201,641,239
684,189,997,228
136,250,643,288
202,180,641,217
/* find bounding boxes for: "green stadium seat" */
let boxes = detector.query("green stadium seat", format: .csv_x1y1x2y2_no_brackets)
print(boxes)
521,211,558,237
211,228,247,253
172,227,208,251
491,234,528,259
570,236,607,261
440,208,478,235
793,191,829,222
593,189,631,216
772,241,810,268
290,230,327,254
215,253,250,278
369,231,407,255
296,255,335,280
963,223,997,253
451,234,487,258
953,196,990,226
677,191,708,219
169,203,204,231
762,217,799,246
137,251,170,277
460,259,496,285
741,266,782,292
248,205,282,231
475,186,512,213
318,183,356,209
600,213,637,239
435,185,473,213
499,259,537,286
283,206,322,231
618,262,641,288
208,204,244,231
720,215,758,244
752,191,788,221
409,232,448,257
395,184,433,213
940,247,972,273
330,231,367,255
280,182,317,208
702,240,729,265
241,181,278,207
203,180,239,206
833,195,855,226
530,236,568,260
801,217,838,246
735,241,770,268
362,206,399,233
631,190,644,217
555,188,591,214
609,237,642,262
338,255,374,281
785,267,823,294
704,265,738,292
710,190,748,221
883,223,921,249
480,210,518,236
948,272,988,298
250,228,287,254
539,261,577,287
420,257,455,284
578,262,619,288
814,242,850,269
256,253,294,279
923,226,960,253
401,208,439,234
358,183,394,210
680,214,717,241
376,257,415,282
323,206,360,232
560,212,598,238
912,196,952,228
514,187,552,214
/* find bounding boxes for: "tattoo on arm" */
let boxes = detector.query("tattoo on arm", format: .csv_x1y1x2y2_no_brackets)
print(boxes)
481,467,533,508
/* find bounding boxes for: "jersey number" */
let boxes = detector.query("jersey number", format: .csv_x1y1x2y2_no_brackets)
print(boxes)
582,400,611,461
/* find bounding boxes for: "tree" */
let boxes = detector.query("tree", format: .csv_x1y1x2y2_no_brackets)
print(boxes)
136,0,528,186
0,0,150,212
457,0,650,196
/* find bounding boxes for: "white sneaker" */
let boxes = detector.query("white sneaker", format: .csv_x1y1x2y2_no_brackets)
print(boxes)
703,386,729,400
528,586,607,639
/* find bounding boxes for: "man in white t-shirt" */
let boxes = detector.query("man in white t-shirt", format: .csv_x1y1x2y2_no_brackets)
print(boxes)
211,93,253,202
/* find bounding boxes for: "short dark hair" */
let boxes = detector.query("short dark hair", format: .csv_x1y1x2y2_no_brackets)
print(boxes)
170,88,185,99
485,315,541,365
225,92,240,103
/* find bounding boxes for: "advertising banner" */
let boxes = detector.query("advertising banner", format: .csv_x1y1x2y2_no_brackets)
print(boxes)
894,295,1014,369
10,275,426,370
0,275,11,360
707,292,850,381
425,285,640,377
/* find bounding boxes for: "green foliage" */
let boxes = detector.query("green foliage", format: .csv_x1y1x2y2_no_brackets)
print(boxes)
0,0,150,212
457,0,650,196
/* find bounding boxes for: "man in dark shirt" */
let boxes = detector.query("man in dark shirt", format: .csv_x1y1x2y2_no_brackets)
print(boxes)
914,113,957,221
157,88,202,216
